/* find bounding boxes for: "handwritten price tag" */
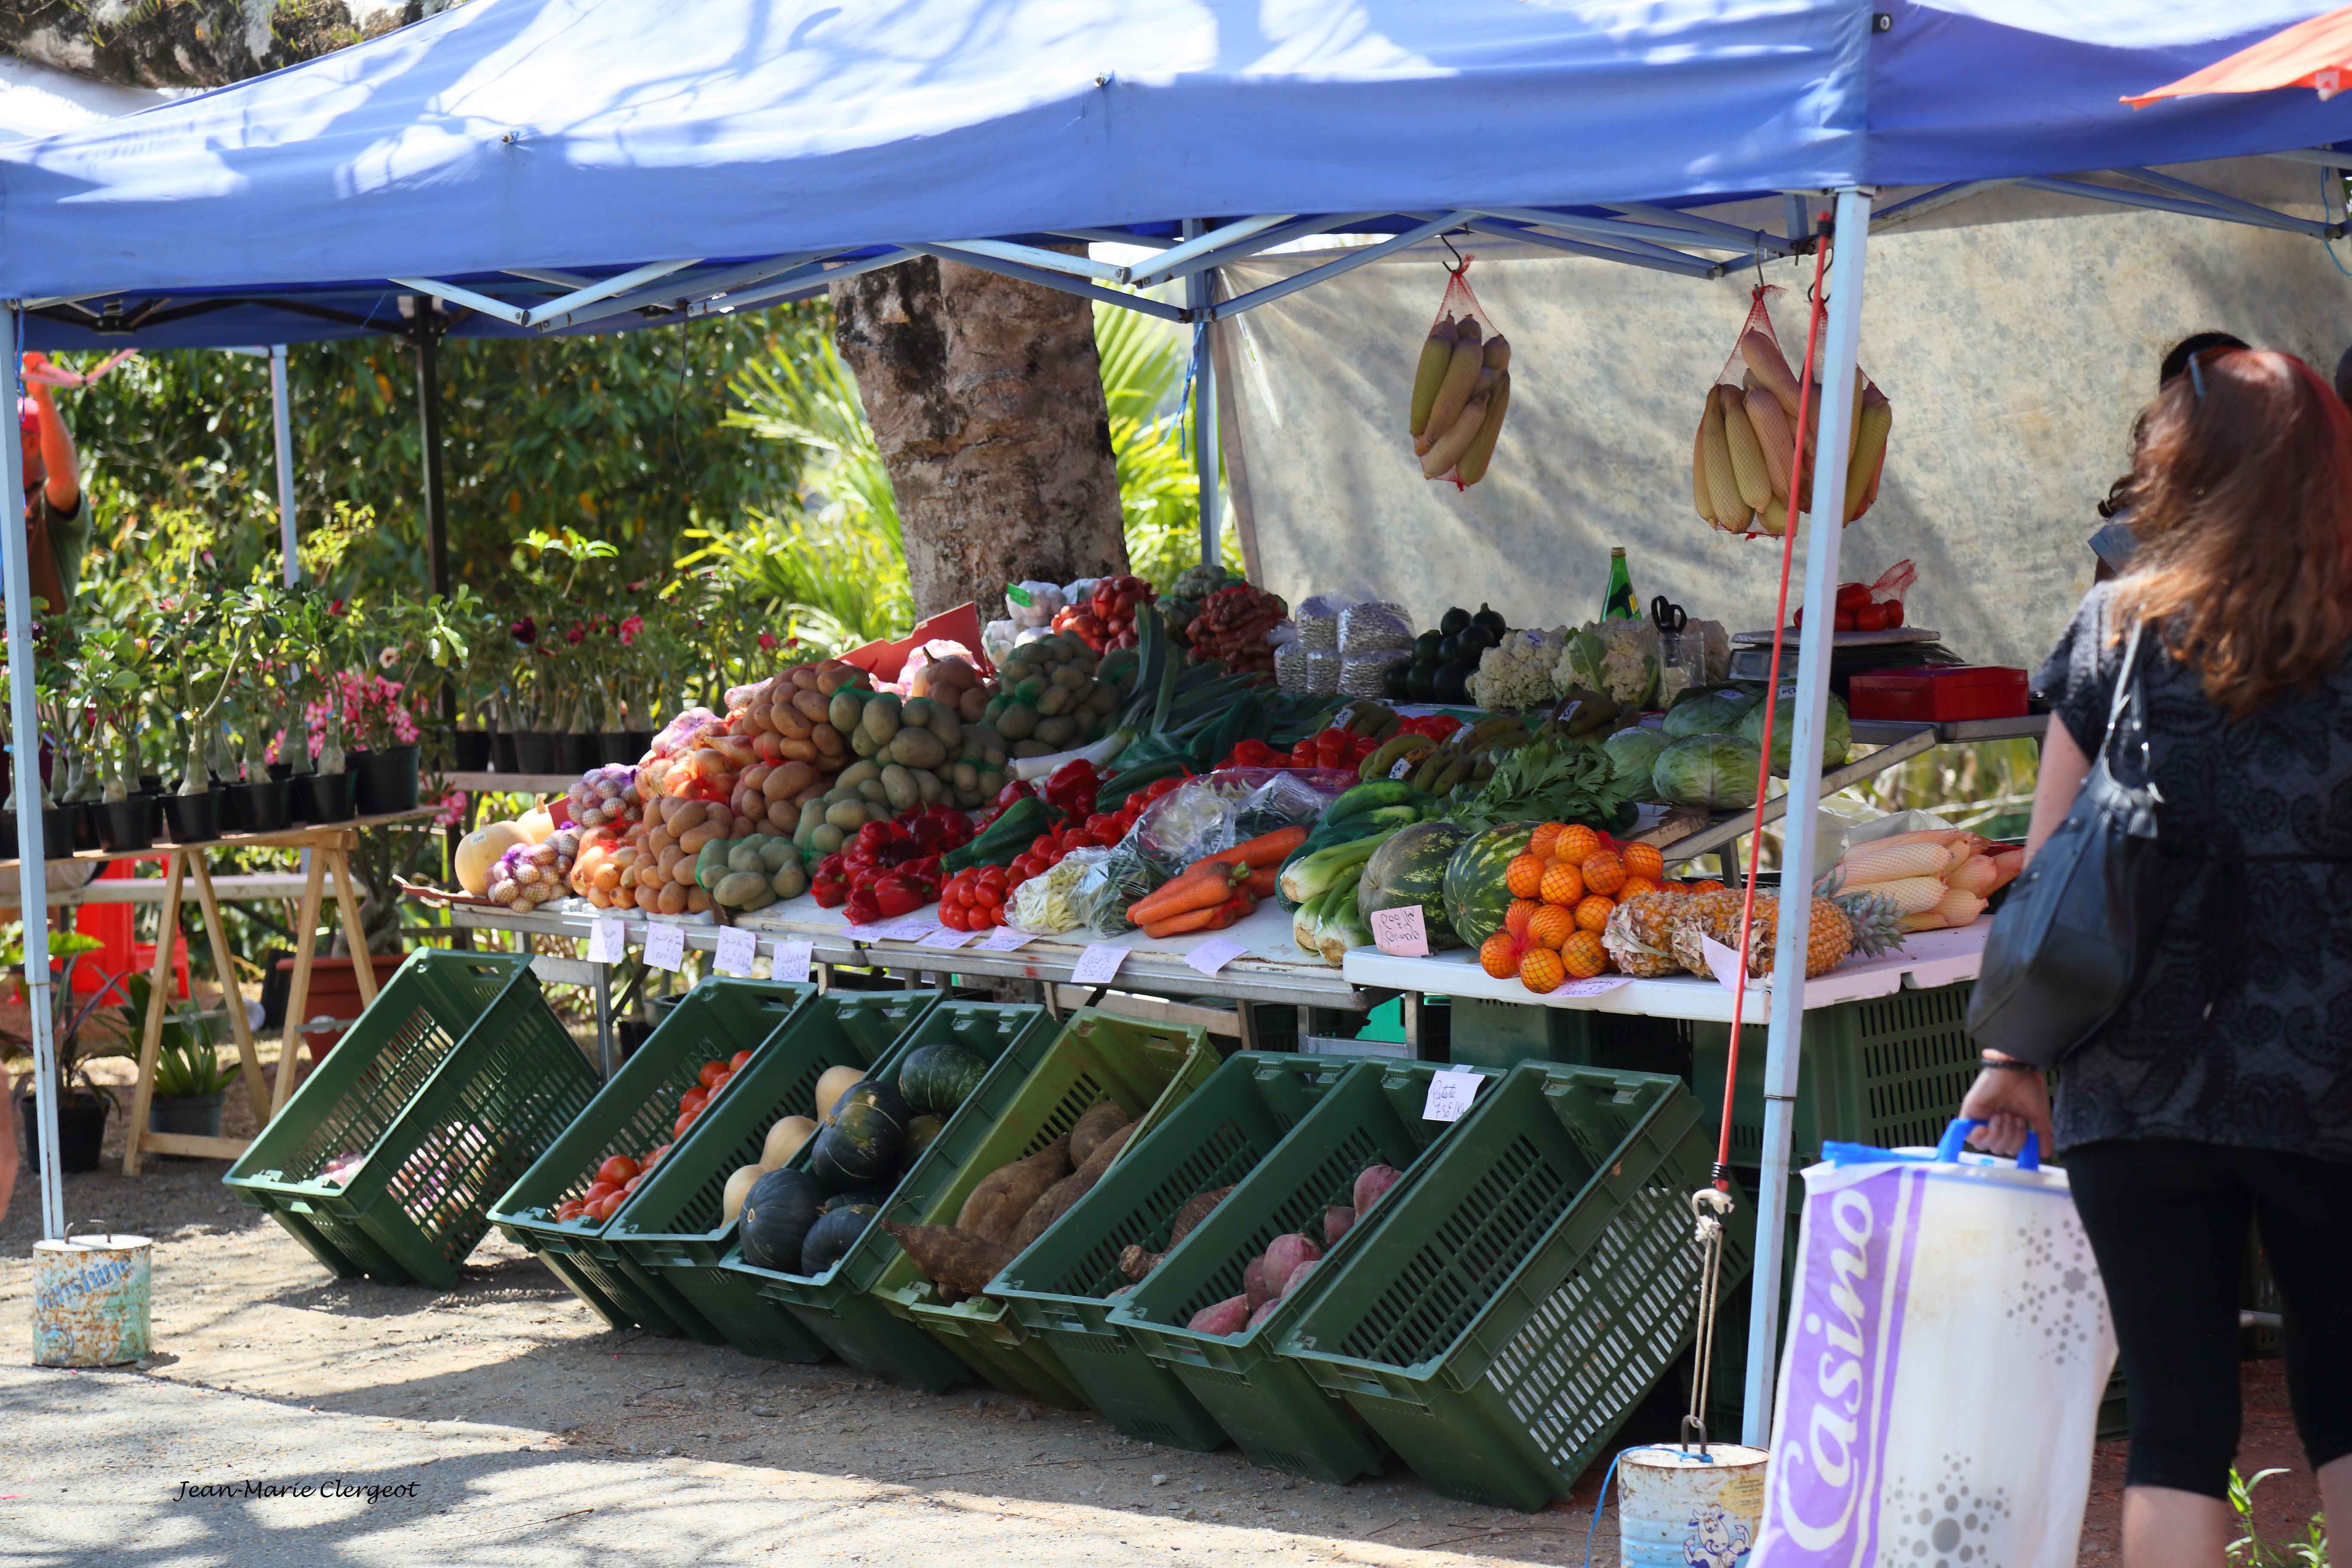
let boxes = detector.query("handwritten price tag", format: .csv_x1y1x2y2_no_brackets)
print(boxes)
919,925,974,949
1185,936,1246,977
1367,905,1429,957
1557,975,1634,998
977,926,1038,952
1069,944,1128,986
1701,934,1746,993
713,927,759,978
770,939,813,985
643,921,687,973
586,918,626,965
878,918,936,943
1422,1069,1483,1124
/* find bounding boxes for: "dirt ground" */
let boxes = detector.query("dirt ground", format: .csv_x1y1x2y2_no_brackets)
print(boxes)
0,1046,2327,1567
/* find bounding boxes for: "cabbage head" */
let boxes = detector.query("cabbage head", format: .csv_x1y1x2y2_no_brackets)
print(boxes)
1663,684,1760,739
1737,688,1851,778
1600,727,1669,793
1651,734,1762,811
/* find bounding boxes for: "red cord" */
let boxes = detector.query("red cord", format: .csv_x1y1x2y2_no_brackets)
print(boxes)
1713,226,1833,1189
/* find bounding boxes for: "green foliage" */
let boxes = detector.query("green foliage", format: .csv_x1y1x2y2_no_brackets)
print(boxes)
2229,1469,2328,1568
123,973,240,1099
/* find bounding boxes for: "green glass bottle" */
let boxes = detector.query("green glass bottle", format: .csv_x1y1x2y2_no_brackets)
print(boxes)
1602,546,1638,621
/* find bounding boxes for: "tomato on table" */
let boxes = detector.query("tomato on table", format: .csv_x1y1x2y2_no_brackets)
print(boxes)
595,1155,640,1186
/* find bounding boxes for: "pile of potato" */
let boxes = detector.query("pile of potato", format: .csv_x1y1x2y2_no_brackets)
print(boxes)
984,632,1121,758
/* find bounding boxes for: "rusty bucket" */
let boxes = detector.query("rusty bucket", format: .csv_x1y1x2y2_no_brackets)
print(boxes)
32,1224,152,1367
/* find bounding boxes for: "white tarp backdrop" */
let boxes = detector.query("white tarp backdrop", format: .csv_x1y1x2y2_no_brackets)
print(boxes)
1217,162,2352,671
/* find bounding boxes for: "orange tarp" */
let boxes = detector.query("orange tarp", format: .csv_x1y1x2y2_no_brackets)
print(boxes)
2125,5,2352,105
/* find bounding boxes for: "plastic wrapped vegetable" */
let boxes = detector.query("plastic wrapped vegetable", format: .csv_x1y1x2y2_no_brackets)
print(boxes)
567,764,641,829
1006,580,1065,629
488,834,577,910
1072,845,1157,937
1009,851,1099,935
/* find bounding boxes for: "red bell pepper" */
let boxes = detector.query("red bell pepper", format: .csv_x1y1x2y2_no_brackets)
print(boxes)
1043,759,1102,819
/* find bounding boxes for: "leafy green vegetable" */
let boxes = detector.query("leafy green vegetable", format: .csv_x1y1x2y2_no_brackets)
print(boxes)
1444,728,1634,830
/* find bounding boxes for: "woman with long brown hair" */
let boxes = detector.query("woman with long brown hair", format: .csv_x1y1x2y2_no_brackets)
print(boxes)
1966,347,2350,1565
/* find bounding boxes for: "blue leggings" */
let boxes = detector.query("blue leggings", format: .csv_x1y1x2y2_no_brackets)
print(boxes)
2065,1139,2352,1498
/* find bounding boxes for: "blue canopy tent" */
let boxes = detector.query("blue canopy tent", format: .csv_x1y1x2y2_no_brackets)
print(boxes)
4,0,2350,1450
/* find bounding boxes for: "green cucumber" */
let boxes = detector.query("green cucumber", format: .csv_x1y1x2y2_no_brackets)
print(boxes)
1325,779,1419,823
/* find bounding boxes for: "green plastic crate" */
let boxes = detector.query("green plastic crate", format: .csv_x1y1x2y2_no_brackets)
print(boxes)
1690,980,1980,1169
609,989,941,1360
226,950,599,1288
487,979,819,1343
1273,1061,1740,1512
719,1000,1056,1390
1109,1059,1501,1484
875,1013,1221,1409
992,1051,1357,1451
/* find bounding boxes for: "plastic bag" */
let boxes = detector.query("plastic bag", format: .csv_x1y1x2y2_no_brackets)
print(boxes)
649,707,721,759
1338,650,1409,698
1337,600,1414,654
1408,256,1513,488
1695,285,1888,539
1072,845,1155,937
1008,854,1093,935
1750,1123,2115,1568
981,618,1018,665
1294,593,1352,652
1005,580,1064,629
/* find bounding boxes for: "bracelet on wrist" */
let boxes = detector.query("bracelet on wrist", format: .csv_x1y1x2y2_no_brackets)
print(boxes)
1979,1055,2041,1073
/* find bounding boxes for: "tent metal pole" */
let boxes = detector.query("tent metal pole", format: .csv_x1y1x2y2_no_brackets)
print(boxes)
1184,220,1219,570
1743,187,1873,1449
1,302,64,1241
270,344,298,585
414,322,450,599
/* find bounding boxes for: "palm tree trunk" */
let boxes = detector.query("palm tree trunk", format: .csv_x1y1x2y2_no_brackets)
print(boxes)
830,254,1130,622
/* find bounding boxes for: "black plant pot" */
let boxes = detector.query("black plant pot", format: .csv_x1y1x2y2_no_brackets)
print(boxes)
71,799,103,851
24,1092,109,1175
297,770,356,824
625,730,655,760
159,790,222,845
138,773,162,796
596,731,635,766
241,777,294,833
219,781,254,832
490,730,519,773
354,744,421,816
557,732,597,775
147,1090,225,1153
512,731,557,774
42,803,73,857
0,808,69,861
95,796,159,853
268,761,292,782
454,730,493,771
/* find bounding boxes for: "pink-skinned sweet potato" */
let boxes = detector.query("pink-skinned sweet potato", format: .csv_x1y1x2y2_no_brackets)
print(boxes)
1354,1164,1402,1213
1264,1232,1322,1293
1246,1296,1282,1331
1243,1254,1273,1311
1279,1259,1318,1300
1323,1204,1356,1246
1186,1294,1251,1336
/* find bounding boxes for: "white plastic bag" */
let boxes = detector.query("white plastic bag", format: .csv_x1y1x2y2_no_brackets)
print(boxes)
1750,1121,2116,1568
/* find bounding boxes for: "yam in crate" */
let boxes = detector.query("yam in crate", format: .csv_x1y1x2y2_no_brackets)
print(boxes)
226,951,599,1289
1108,1060,1501,1485
1690,980,1980,1169
992,1051,1356,1452
611,989,943,1361
486,979,819,1345
872,1011,1219,1410
1271,1062,1740,1513
720,1001,1057,1390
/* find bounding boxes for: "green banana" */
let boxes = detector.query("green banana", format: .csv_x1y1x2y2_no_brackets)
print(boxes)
1358,732,1436,783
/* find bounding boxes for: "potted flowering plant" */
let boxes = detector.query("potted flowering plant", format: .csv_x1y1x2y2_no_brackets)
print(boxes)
504,612,557,774
3,929,135,1173
277,588,355,823
70,619,161,852
159,596,245,844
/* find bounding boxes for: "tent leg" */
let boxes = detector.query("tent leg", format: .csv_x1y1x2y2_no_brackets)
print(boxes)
1183,220,1221,569
1742,187,1874,1449
1,304,64,1241
270,344,298,585
414,326,450,599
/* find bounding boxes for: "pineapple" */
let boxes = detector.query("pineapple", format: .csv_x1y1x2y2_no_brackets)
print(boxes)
1667,889,1745,978
1603,891,1685,979
1667,884,1905,981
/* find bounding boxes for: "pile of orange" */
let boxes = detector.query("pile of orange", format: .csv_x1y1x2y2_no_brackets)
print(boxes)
1479,824,1720,994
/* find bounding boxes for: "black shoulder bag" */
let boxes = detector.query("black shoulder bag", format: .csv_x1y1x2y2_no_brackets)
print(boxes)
1966,622,2164,1068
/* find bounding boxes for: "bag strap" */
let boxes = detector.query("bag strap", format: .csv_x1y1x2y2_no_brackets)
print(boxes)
2097,618,2151,765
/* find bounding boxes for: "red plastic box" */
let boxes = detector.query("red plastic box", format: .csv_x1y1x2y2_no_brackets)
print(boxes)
1847,665,2028,722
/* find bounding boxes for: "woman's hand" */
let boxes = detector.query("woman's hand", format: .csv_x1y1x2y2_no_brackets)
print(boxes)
1960,1064,2054,1157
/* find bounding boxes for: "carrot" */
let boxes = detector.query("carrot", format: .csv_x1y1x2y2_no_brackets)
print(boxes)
1243,864,1279,899
1127,862,1243,925
1194,824,1309,872
1143,893,1254,939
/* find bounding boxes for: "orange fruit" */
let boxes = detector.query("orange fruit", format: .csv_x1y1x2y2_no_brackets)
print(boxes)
1690,879,1727,894
1506,898,1541,940
1539,861,1586,906
1622,842,1665,882
1581,849,1626,896
1560,931,1608,979
1528,903,1577,951
1528,821,1570,860
1479,931,1522,979
1574,894,1616,933
1519,945,1566,994
1505,852,1547,900
1552,824,1602,866
1618,875,1660,900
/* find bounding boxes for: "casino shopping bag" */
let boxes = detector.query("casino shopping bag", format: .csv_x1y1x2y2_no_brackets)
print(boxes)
1749,1121,2116,1568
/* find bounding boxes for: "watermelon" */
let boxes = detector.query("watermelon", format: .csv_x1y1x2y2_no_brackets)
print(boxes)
1442,821,1540,951
897,1042,989,1117
799,1204,879,1275
808,1078,911,1190
1354,821,1476,949
738,1168,824,1272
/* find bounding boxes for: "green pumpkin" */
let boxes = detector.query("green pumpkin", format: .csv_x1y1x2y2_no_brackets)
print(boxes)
807,1078,910,1191
799,1204,879,1276
896,1042,989,1118
738,1169,824,1273
903,1113,946,1161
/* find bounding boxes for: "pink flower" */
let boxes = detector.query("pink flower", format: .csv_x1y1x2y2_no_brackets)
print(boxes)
564,625,585,646
620,615,644,646
432,786,467,830
756,631,778,651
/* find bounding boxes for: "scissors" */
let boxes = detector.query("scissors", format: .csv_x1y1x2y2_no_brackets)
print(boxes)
1651,595,1688,635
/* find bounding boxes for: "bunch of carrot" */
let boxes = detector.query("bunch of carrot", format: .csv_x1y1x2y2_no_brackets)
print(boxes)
1126,825,1308,939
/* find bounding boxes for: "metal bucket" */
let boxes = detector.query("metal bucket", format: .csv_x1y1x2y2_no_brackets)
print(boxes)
1617,1444,1770,1568
32,1225,153,1367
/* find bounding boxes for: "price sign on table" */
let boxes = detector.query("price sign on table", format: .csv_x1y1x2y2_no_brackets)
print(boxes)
713,927,759,978
919,925,974,949
1185,936,1246,977
1421,1069,1484,1124
1556,975,1633,998
1700,934,1746,993
1069,944,1127,987
586,918,626,965
643,921,687,973
1367,906,1429,957
977,926,1037,952
771,939,814,985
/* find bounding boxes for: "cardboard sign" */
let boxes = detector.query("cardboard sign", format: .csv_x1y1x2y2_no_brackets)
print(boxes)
1422,1070,1483,1123
713,927,759,978
643,921,686,973
1558,975,1634,998
1367,906,1429,957
1701,934,1747,992
838,603,990,683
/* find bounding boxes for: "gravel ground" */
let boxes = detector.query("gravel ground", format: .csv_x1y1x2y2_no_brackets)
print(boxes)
0,1050,2322,1566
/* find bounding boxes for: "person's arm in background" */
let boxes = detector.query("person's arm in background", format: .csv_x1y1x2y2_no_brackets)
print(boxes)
1,1074,19,1225
23,352,79,514
1960,713,2093,1156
